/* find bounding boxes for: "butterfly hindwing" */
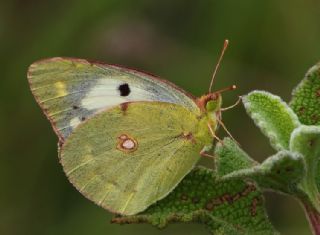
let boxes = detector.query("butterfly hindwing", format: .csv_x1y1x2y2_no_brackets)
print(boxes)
60,102,211,215
28,57,198,140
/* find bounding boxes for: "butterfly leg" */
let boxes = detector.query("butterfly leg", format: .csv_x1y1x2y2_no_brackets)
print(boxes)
207,123,224,145
200,145,215,159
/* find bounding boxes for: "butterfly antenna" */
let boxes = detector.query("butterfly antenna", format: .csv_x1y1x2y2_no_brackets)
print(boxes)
215,85,237,94
209,39,229,93
221,96,242,112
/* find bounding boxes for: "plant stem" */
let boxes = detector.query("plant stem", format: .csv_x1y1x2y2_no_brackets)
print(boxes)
304,202,320,235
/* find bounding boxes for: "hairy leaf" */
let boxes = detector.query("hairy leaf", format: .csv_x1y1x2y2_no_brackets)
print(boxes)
112,167,277,235
215,138,258,177
243,91,300,151
220,149,305,195
290,125,320,212
290,62,320,125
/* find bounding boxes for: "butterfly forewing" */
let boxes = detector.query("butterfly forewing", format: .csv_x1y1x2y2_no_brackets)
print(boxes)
28,57,198,140
60,102,211,215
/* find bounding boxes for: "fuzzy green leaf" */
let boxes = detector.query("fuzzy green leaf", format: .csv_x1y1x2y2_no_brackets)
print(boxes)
290,62,320,125
243,91,300,151
112,167,277,235
221,150,305,195
290,125,320,212
215,138,258,177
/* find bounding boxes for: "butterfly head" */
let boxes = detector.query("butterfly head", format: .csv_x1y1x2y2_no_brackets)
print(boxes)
198,85,236,113
197,93,221,113
205,93,222,113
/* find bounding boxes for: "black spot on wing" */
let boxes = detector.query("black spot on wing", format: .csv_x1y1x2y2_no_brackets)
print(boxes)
118,83,131,96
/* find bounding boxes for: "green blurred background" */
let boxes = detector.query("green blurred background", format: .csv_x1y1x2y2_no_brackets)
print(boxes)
1,0,320,234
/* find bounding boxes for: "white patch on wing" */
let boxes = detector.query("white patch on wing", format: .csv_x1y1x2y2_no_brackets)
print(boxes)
29,58,199,141
81,78,156,110
70,117,81,128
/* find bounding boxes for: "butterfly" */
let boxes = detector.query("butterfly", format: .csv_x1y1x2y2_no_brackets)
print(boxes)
27,40,237,215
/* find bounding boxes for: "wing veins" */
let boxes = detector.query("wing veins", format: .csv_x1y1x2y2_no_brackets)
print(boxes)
67,158,95,175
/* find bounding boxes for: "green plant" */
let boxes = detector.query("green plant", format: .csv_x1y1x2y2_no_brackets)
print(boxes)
112,62,320,234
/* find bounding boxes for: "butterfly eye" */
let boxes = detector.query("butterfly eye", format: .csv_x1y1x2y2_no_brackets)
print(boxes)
118,83,131,96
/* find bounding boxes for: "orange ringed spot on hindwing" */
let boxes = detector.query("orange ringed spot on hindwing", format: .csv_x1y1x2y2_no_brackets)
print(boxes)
123,139,135,149
116,134,138,153
119,134,127,140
